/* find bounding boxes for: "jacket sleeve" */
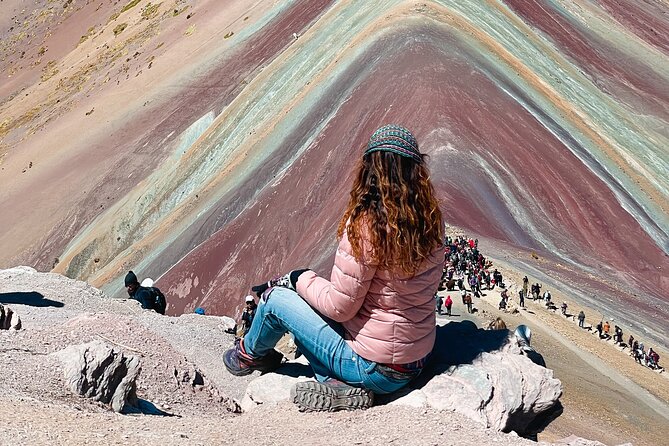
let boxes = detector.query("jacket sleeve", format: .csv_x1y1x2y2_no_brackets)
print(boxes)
296,231,376,323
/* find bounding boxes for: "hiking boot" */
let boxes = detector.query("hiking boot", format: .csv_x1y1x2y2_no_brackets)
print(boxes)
223,338,283,376
291,379,374,412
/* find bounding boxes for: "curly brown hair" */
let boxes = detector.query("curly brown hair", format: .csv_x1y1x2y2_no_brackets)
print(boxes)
337,150,443,276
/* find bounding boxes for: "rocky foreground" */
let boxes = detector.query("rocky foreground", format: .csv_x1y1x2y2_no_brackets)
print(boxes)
0,267,629,446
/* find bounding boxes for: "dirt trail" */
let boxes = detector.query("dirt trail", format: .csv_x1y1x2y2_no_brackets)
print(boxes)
449,261,669,446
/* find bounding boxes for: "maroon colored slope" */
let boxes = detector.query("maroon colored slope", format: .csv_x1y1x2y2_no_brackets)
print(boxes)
157,24,669,332
505,0,669,118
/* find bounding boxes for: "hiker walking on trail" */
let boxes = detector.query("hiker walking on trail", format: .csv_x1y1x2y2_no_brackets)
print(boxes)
519,289,525,308
124,271,166,314
614,325,623,344
577,310,585,328
522,276,529,299
648,348,660,369
223,124,444,412
435,293,443,315
464,292,473,313
444,295,453,317
603,321,611,339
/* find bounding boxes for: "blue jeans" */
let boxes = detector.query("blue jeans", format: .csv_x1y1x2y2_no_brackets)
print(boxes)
243,287,414,394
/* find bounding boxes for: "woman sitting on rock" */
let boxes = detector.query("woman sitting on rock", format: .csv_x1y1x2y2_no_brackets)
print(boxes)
223,124,444,411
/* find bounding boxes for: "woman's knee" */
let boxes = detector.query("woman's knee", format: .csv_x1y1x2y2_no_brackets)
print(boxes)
261,287,303,311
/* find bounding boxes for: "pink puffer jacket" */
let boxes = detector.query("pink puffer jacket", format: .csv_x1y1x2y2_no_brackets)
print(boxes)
296,231,442,364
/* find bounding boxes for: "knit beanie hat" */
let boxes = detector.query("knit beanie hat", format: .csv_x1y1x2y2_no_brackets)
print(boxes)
124,270,139,286
364,124,422,163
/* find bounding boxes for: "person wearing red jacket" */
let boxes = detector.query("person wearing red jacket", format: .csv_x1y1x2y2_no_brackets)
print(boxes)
444,295,453,317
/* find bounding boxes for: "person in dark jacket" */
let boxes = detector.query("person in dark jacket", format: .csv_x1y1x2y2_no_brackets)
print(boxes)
241,295,257,335
125,271,159,313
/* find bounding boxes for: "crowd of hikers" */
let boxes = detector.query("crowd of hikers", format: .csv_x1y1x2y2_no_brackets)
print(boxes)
472,260,663,373
434,234,504,317
430,235,663,374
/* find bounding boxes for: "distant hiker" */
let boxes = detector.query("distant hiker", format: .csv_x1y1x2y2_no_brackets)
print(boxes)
223,124,443,412
560,301,568,316
634,345,644,364
444,295,453,317
240,295,257,336
435,293,443,315
577,310,585,328
469,275,480,297
460,287,467,304
124,271,166,314
544,290,552,305
648,348,660,369
596,321,603,338
499,297,507,311
613,325,623,344
464,293,473,313
493,269,503,288
628,335,635,350
603,321,611,339
631,339,639,355
522,276,529,298
519,289,525,308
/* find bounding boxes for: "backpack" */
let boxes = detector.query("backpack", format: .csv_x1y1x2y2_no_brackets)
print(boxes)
149,287,167,315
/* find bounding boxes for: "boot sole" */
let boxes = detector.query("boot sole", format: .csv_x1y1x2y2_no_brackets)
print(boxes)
291,381,374,412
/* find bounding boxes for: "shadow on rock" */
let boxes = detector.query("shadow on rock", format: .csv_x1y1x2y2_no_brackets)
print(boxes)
376,320,562,439
0,291,64,307
273,361,313,378
414,320,509,386
123,399,180,417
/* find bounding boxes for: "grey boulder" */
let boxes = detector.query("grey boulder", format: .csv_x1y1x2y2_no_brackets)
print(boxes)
0,304,21,330
52,340,141,412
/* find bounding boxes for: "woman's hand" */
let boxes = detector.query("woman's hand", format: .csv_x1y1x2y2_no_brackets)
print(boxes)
251,269,310,297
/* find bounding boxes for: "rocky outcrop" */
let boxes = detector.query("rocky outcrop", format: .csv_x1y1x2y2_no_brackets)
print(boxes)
241,321,562,437
52,340,141,412
0,304,21,330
